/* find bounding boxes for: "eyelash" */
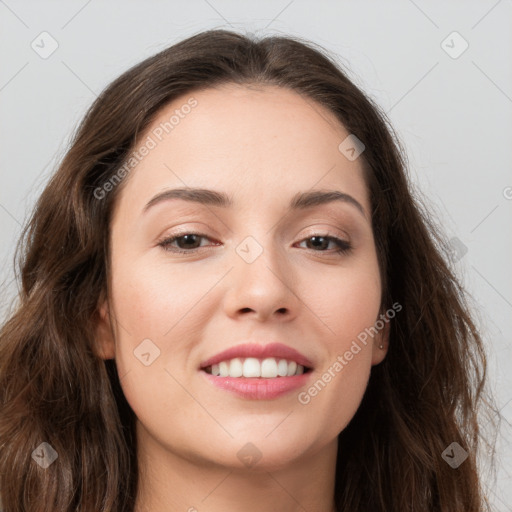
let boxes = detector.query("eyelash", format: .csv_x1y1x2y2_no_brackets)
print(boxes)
157,231,352,255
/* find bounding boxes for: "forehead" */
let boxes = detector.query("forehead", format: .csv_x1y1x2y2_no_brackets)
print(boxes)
113,83,370,218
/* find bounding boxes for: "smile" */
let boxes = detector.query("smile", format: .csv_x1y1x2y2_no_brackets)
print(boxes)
203,357,309,378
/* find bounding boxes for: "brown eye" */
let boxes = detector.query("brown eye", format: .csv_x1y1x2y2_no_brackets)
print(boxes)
158,232,213,253
298,235,352,254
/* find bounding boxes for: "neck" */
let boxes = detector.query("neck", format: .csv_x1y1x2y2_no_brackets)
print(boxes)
133,422,338,512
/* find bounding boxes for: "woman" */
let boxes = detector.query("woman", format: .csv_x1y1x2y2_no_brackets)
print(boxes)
0,29,494,511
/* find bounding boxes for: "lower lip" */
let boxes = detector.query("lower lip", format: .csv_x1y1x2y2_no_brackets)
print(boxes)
200,370,312,400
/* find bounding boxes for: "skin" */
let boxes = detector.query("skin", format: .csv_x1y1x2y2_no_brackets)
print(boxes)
95,83,389,512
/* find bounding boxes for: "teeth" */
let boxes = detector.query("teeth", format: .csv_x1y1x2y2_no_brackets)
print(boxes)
277,359,288,377
229,358,243,377
219,361,229,377
261,358,277,378
243,357,261,377
207,357,306,378
286,361,297,376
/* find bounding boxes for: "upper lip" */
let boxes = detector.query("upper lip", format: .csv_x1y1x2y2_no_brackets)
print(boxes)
199,342,314,370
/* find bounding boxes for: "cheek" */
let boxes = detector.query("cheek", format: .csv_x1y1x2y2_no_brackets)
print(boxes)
296,259,381,429
110,258,216,338
302,258,382,343
107,257,224,392
107,260,210,440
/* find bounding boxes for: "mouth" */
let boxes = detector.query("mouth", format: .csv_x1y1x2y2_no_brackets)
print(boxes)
199,342,314,377
198,343,314,400
201,357,312,378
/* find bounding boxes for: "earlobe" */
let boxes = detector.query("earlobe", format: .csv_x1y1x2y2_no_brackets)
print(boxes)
371,313,390,366
93,298,116,360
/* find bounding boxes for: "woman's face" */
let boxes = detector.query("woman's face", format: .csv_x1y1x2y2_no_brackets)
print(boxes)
96,83,388,470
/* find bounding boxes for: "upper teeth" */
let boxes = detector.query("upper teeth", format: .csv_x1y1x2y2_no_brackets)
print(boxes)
207,357,305,378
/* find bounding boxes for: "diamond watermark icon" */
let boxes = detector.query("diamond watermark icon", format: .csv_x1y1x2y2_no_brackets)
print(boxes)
441,31,469,60
134,338,161,366
237,442,262,468
236,236,263,264
338,134,365,161
31,442,58,469
31,31,59,59
448,236,468,262
441,441,468,468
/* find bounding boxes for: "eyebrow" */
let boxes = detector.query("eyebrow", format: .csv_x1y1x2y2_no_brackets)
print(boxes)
143,187,367,219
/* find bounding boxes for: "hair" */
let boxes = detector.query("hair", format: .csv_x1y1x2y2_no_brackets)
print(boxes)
0,29,496,511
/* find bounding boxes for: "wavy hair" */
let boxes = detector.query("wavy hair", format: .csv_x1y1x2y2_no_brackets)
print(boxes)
0,29,495,511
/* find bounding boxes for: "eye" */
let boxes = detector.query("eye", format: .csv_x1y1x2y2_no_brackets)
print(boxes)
157,232,217,254
296,234,352,254
157,232,352,255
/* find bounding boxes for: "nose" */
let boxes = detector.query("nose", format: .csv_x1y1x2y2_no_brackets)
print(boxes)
222,238,300,323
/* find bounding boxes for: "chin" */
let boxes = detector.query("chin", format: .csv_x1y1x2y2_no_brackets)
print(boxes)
203,430,316,471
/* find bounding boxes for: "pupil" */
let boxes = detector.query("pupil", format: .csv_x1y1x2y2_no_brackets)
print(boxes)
181,234,199,248
310,236,327,250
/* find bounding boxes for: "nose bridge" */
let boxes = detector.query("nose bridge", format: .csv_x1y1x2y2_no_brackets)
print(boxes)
224,229,298,320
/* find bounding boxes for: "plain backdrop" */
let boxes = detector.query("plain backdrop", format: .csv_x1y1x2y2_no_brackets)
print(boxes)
1,1,511,509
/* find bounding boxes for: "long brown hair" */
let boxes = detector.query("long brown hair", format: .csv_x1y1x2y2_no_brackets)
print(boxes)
0,29,496,511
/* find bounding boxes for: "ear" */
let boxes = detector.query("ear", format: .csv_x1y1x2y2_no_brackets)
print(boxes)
93,294,116,360
371,311,390,366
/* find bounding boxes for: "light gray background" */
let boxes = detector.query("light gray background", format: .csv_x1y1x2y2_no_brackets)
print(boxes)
1,1,511,509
